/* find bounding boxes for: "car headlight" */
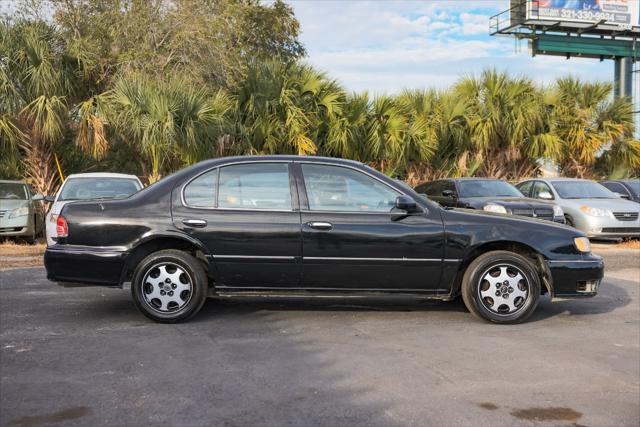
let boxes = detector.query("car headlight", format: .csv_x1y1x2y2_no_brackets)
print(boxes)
9,206,29,218
580,205,611,217
483,204,508,214
574,237,591,253
553,205,564,217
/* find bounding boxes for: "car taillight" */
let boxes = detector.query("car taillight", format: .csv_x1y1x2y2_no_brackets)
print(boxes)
56,215,68,237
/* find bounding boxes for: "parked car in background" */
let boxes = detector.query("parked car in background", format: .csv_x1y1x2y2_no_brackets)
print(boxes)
0,180,43,243
44,173,143,245
414,178,565,223
600,179,640,204
516,178,640,239
44,156,603,324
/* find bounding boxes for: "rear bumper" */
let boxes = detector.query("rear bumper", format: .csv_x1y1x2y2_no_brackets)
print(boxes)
44,245,128,287
547,255,604,298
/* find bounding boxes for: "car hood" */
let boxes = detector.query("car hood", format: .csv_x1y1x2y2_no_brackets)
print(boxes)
560,198,640,210
0,199,29,211
449,207,577,231
462,197,554,210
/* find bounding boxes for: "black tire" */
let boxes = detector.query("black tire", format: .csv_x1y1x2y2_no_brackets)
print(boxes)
564,215,575,227
461,250,540,324
23,229,36,245
131,249,208,323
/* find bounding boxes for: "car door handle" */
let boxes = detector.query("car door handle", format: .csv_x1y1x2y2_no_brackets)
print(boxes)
182,219,207,228
307,221,333,230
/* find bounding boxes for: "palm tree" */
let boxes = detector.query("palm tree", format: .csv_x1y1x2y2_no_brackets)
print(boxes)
547,77,639,177
0,20,77,195
453,70,551,179
234,61,344,156
105,75,232,182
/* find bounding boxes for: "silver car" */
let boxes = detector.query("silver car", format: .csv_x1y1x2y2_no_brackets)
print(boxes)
0,180,44,243
516,178,640,239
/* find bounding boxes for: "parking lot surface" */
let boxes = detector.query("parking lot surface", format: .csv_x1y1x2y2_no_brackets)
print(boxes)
1,250,639,427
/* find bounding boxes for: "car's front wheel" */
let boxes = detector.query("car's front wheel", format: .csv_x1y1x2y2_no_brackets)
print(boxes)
131,249,208,323
461,250,540,324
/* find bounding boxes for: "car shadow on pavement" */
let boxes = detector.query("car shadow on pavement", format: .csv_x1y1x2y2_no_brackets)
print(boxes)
529,278,634,322
192,295,469,321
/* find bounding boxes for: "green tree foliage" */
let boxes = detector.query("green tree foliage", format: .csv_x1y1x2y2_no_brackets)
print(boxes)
1,7,638,191
51,0,305,90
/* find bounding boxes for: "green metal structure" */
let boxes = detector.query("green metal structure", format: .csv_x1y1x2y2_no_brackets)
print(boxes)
490,0,639,134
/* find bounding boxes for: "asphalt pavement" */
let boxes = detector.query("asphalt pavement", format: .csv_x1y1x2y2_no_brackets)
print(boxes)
0,250,638,427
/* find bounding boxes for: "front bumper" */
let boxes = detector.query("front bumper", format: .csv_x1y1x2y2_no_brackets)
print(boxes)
44,244,128,287
576,215,640,239
546,255,604,298
0,216,32,237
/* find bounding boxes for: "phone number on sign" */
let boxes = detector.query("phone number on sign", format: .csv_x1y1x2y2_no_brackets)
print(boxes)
538,8,628,24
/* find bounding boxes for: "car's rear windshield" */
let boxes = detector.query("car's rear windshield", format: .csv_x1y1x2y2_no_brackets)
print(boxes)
457,180,523,198
552,181,616,199
58,178,142,201
0,183,28,200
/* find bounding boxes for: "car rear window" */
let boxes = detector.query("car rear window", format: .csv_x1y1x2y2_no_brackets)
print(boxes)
58,178,142,201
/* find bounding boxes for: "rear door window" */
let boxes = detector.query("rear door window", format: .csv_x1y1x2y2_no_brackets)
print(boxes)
218,163,292,210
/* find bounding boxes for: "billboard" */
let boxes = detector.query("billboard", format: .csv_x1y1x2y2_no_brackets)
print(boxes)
527,1,640,28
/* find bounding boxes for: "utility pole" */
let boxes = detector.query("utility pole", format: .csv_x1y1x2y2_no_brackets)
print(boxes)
614,57,633,99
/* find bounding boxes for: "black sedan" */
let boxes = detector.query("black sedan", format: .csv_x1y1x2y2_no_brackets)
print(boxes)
44,156,603,324
600,179,640,203
415,178,565,223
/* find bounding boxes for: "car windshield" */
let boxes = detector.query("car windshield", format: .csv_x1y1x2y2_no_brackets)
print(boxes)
458,180,523,198
552,181,617,199
623,180,640,196
0,183,28,200
58,177,142,201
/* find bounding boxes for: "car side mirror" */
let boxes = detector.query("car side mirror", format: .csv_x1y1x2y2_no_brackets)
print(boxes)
395,195,419,213
538,191,553,200
615,192,630,200
44,195,55,203
442,190,456,198
32,194,44,201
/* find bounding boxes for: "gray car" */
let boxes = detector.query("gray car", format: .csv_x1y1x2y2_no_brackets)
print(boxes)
516,178,640,239
0,180,44,243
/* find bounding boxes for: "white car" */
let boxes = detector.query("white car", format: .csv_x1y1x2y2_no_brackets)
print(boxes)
45,173,143,246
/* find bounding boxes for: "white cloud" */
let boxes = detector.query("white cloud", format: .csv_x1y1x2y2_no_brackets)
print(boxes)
287,0,613,93
460,12,491,35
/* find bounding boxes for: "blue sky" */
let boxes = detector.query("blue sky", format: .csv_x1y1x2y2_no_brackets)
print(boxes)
287,0,609,93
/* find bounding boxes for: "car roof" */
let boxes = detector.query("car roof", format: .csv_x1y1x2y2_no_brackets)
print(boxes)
0,180,27,184
450,178,503,181
543,178,594,183
193,155,364,168
65,173,141,180
611,179,639,183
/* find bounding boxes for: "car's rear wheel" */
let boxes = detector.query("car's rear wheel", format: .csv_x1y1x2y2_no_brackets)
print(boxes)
131,249,208,323
461,250,540,324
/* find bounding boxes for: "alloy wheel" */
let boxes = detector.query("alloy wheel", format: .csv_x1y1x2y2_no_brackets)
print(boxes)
141,262,193,313
477,263,529,315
